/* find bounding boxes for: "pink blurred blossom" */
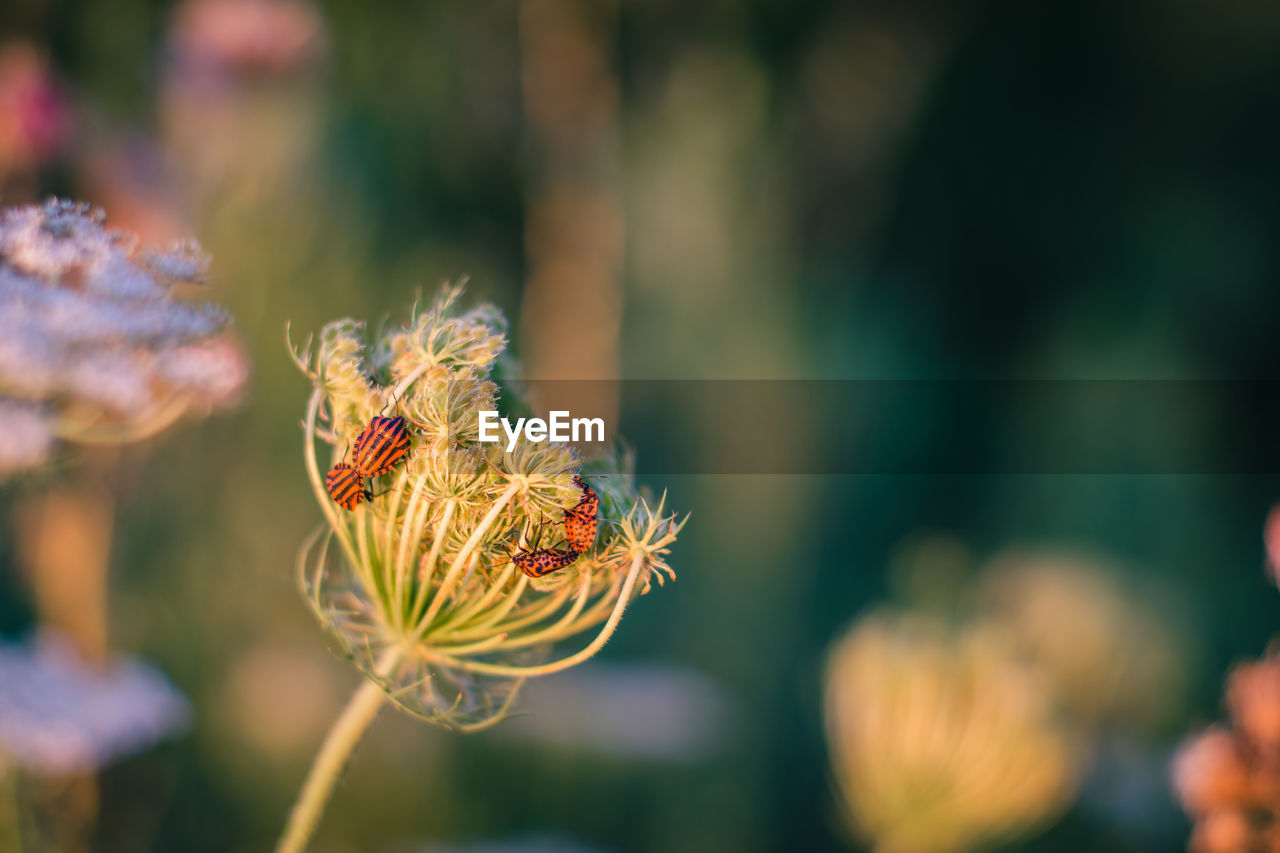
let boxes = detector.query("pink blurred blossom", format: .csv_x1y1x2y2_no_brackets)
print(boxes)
0,43,72,174
167,0,326,79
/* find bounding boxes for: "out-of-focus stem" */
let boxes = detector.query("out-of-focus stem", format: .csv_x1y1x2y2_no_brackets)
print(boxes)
276,650,399,853
14,483,114,663
0,767,21,853
518,0,622,429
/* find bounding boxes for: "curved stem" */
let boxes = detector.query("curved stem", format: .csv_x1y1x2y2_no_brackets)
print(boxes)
435,574,534,642
495,571,592,650
425,552,645,678
303,388,362,574
430,562,516,636
381,466,413,580
390,474,430,627
276,652,399,853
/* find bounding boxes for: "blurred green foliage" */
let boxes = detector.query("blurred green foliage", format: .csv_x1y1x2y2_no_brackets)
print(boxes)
3,0,1280,851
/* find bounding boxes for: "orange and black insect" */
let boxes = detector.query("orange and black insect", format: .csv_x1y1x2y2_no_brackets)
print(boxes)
324,462,372,511
509,521,580,578
562,475,600,553
351,415,411,477
512,546,580,578
324,415,412,511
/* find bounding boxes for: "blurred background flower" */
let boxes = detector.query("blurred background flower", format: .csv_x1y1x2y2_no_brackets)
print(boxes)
0,631,190,777
0,42,71,194
825,610,1079,853
1173,649,1280,853
977,550,1188,733
1173,501,1280,853
0,199,246,474
0,630,190,853
0,197,242,852
161,0,327,211
828,538,1195,853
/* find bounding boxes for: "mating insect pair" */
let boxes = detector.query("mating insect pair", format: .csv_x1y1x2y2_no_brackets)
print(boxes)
511,476,600,578
324,415,412,510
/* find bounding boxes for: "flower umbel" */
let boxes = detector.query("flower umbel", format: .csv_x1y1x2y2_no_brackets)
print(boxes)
0,198,247,476
290,284,684,731
825,610,1079,853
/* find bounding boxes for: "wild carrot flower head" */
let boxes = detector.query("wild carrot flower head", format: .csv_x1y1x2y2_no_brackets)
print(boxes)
824,610,1079,853
291,284,684,730
978,551,1186,731
0,198,247,476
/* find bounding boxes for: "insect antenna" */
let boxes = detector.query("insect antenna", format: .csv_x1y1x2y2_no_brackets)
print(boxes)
376,387,401,416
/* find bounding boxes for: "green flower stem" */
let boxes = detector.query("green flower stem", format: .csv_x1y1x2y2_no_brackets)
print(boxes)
426,632,510,656
408,499,456,622
429,561,517,636
414,484,520,636
390,473,431,628
276,651,400,853
303,388,362,574
382,468,415,612
432,574,536,642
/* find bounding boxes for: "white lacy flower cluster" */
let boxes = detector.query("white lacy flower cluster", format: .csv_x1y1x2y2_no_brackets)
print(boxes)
0,631,191,775
0,198,248,475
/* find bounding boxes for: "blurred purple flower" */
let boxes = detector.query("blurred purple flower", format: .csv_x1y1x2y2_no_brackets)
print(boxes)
0,401,54,473
0,198,247,475
0,631,191,775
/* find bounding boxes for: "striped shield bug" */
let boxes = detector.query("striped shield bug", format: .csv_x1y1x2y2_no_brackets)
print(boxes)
512,546,581,578
562,475,600,553
324,462,372,511
325,412,412,511
509,521,580,578
351,415,411,478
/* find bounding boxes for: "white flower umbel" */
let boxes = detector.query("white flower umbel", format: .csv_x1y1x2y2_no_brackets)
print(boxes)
281,284,684,853
0,631,191,776
0,198,247,476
